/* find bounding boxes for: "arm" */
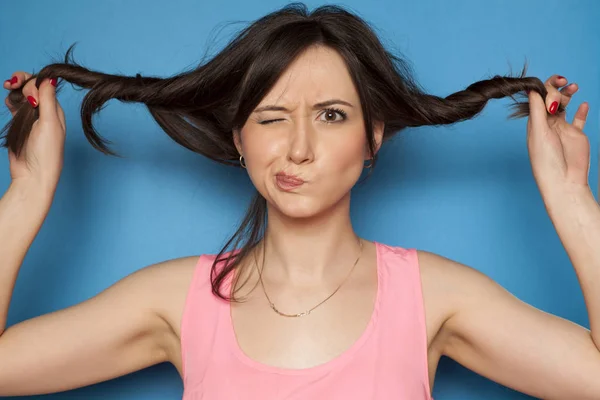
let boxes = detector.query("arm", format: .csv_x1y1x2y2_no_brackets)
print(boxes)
0,183,196,396
545,187,600,344
0,182,52,334
421,188,600,399
423,74,600,399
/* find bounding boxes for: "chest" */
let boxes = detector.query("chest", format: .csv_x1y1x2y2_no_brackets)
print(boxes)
171,246,450,394
230,270,377,369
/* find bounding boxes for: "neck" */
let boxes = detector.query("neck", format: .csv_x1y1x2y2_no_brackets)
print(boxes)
259,194,362,286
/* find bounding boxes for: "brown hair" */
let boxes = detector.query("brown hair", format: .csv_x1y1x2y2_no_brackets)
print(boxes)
0,3,561,301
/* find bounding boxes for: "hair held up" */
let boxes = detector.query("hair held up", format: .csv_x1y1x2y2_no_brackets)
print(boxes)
0,2,563,301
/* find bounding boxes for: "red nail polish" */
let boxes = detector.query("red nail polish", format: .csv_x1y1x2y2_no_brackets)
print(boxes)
549,101,558,115
557,75,565,80
50,78,57,87
27,96,38,108
10,76,18,84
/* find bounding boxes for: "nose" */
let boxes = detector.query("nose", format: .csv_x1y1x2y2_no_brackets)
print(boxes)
286,116,315,165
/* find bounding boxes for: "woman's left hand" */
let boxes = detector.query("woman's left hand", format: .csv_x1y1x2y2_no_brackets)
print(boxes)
526,75,591,195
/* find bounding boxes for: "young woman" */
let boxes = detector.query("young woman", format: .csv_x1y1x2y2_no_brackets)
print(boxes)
0,3,596,399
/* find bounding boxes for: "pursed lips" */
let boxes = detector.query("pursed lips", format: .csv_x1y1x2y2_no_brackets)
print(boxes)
275,172,305,184
274,172,307,192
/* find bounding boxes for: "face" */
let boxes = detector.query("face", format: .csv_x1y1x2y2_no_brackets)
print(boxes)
234,45,384,219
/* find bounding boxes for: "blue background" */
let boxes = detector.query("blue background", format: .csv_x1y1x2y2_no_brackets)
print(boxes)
0,0,598,399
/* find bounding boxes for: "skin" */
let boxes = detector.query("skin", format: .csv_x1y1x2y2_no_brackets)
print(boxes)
0,45,597,399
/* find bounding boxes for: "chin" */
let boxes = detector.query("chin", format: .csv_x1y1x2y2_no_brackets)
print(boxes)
259,179,352,220
273,199,321,218
270,189,351,220
265,194,328,219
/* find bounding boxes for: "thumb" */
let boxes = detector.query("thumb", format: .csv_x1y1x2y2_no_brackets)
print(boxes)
37,78,59,123
527,90,549,130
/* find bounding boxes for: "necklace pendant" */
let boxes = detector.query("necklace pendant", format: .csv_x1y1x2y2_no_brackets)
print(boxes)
271,303,311,318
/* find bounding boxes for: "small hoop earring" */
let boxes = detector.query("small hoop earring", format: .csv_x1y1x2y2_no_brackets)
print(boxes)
239,155,247,169
364,158,373,169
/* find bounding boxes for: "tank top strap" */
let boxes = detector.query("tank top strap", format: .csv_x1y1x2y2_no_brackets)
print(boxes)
180,253,230,391
375,243,432,400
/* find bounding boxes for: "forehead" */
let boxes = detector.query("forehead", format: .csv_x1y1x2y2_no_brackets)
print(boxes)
258,46,358,105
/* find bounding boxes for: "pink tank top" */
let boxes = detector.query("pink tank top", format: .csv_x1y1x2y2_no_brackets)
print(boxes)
180,242,433,400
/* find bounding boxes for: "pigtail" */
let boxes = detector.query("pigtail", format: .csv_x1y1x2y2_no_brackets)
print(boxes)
386,63,563,133
0,44,241,164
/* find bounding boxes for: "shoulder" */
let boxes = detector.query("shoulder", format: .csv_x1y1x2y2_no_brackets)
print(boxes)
127,255,205,363
414,250,511,352
106,255,202,318
415,250,502,307
135,255,202,300
143,255,204,324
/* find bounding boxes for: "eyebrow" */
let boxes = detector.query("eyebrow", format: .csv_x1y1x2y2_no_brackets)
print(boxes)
253,99,354,113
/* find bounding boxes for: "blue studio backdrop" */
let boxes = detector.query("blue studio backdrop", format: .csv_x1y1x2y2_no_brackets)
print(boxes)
0,0,598,399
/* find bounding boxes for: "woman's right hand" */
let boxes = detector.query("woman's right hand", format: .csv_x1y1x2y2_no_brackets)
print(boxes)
3,72,66,194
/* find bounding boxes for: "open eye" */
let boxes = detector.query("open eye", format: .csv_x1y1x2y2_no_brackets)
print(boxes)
318,107,347,124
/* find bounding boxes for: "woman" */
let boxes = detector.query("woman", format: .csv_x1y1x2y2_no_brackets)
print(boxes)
0,3,596,399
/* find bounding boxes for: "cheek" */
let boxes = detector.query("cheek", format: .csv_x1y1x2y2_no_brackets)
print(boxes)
327,133,367,174
241,130,278,166
240,134,280,188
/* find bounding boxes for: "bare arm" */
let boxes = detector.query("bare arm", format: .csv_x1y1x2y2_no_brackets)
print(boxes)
421,248,600,400
0,183,200,396
0,182,52,334
420,74,600,399
0,73,200,396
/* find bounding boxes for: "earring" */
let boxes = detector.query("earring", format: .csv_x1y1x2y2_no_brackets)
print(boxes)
364,158,373,168
240,155,247,168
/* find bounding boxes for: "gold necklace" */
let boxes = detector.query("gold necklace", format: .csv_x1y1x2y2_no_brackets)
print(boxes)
254,238,364,318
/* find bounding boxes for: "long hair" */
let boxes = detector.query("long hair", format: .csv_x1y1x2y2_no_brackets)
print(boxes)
0,3,561,301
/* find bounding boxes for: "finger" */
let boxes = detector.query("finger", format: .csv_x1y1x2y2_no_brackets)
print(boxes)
544,75,564,116
38,78,59,122
572,102,589,131
545,74,568,88
558,82,578,109
3,76,17,90
527,90,549,128
21,77,41,109
3,71,32,90
56,102,66,131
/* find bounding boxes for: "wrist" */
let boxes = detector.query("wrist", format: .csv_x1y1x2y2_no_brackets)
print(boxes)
7,179,56,207
543,183,599,223
541,182,595,205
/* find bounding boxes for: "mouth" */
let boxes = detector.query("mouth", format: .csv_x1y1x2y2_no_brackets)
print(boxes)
275,172,305,191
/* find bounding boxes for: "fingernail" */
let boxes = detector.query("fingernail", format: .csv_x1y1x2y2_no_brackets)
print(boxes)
27,96,38,108
549,101,558,115
4,79,10,85
50,78,57,87
10,76,18,84
557,75,565,80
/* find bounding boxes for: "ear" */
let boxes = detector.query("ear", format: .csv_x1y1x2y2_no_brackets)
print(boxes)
373,120,384,154
233,129,242,155
365,120,385,159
